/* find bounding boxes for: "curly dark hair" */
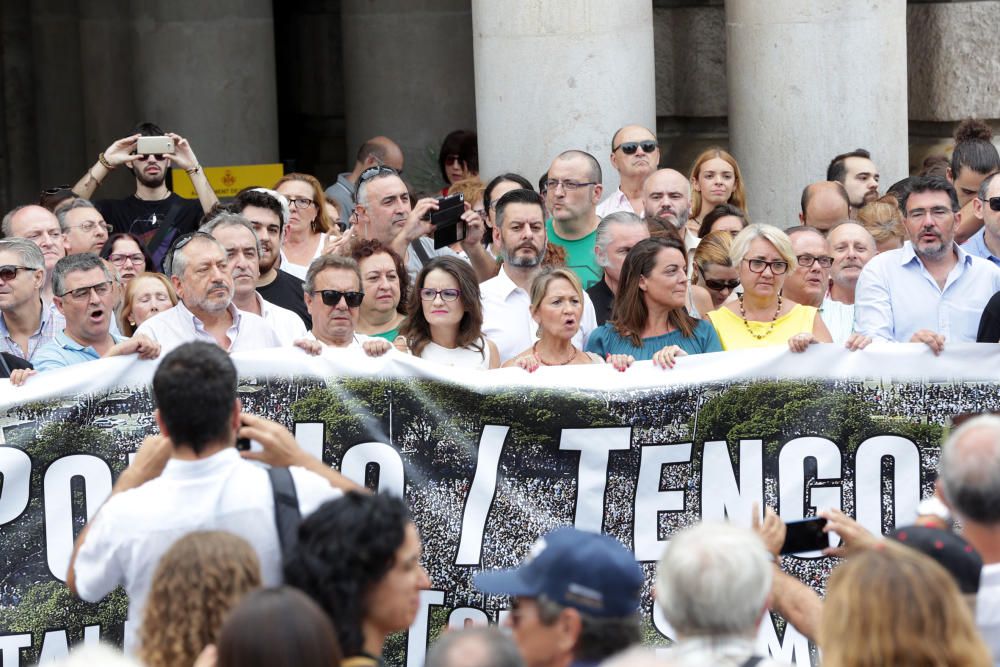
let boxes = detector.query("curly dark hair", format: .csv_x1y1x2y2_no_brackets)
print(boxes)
284,492,410,657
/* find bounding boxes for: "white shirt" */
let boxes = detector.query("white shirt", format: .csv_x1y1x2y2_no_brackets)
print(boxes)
303,329,373,350
979,563,1000,667
480,266,597,363
419,337,493,369
820,297,855,345
135,301,282,354
73,448,341,650
279,233,327,281
256,293,307,345
595,187,637,218
854,242,1000,342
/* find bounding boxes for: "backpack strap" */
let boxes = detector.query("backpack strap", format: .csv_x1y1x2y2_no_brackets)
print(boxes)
267,466,301,557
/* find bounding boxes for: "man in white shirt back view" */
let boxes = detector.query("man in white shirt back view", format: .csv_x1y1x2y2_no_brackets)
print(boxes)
67,342,361,651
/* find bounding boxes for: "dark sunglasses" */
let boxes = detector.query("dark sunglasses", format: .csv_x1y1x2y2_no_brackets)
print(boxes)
613,140,658,155
134,153,165,162
984,196,1000,212
703,278,740,291
0,265,36,282
312,289,364,308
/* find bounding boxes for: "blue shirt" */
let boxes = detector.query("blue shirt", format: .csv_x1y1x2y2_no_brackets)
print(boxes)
961,228,1000,267
33,330,124,371
854,242,1000,342
585,319,723,359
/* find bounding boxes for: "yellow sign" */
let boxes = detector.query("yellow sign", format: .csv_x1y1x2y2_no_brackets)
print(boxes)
171,163,285,199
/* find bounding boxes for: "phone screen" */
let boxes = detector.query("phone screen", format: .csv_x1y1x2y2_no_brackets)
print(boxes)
780,517,829,555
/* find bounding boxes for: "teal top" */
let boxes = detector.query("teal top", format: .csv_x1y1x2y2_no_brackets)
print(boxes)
545,218,602,290
369,325,403,342
584,320,723,360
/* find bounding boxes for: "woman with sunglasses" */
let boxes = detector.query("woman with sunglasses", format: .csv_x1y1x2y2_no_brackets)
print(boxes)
691,231,739,311
350,240,409,342
706,224,831,351
688,148,748,237
586,237,722,369
275,173,336,281
100,233,155,289
438,130,480,194
399,256,499,369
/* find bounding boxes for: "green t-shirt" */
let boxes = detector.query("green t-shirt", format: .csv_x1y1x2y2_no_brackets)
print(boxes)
545,218,603,289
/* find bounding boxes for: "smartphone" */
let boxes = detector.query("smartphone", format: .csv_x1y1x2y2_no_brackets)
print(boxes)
431,193,465,249
136,136,175,155
780,517,829,555
235,436,251,452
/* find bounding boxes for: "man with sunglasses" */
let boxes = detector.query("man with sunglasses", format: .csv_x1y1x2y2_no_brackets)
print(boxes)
323,136,404,220
0,239,64,365
56,199,110,256
71,122,219,270
300,254,391,357
33,253,160,371
855,175,1000,352
964,172,1000,267
136,233,281,354
596,125,660,219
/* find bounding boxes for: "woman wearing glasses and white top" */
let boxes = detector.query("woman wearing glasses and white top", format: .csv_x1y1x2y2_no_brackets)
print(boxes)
706,224,832,352
398,256,499,369
275,173,337,280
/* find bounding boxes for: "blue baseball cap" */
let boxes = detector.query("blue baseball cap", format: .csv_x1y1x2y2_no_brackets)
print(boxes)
474,527,643,618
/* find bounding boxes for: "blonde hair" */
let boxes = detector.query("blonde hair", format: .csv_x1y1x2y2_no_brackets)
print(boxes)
857,197,906,248
120,272,178,336
694,230,735,274
689,148,747,219
820,541,992,667
529,267,583,314
729,224,795,268
140,531,262,667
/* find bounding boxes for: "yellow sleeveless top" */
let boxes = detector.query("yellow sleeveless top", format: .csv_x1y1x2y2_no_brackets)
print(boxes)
707,304,818,350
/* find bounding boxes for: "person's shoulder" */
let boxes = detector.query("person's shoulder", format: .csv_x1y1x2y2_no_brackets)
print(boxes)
31,339,74,371
275,269,305,289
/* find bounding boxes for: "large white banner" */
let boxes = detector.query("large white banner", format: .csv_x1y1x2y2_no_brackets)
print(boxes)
1,343,999,666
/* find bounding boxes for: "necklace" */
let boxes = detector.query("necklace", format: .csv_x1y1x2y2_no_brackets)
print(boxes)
738,292,782,340
532,341,577,366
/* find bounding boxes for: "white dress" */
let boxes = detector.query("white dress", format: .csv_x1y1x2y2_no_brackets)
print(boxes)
280,233,327,280
418,336,493,369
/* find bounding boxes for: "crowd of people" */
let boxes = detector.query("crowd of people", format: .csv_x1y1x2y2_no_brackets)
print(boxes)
3,117,1000,667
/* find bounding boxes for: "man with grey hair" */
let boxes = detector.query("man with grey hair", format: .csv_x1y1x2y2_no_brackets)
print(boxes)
2,204,67,300
57,199,110,256
0,238,65,363
587,212,649,325
480,189,597,362
136,232,280,354
425,627,524,667
33,253,159,371
324,135,405,219
203,212,305,345
938,414,1000,662
545,150,604,289
655,522,788,666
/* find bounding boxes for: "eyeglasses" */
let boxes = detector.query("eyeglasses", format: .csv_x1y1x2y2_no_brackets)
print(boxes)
133,153,165,162
544,179,597,192
703,277,740,291
419,288,461,302
744,258,789,275
982,196,1000,212
906,206,952,221
109,253,147,266
312,289,364,308
796,254,834,268
0,265,36,282
58,280,113,300
66,220,112,235
358,165,399,185
284,196,315,210
612,140,658,155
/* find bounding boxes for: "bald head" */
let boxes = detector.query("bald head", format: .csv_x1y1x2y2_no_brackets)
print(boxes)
799,181,850,232
2,205,66,272
827,221,876,296
356,135,404,173
610,125,660,182
642,169,691,233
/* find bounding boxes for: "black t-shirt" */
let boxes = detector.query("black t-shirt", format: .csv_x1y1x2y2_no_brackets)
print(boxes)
0,352,32,378
96,193,203,270
258,269,312,329
587,278,615,326
977,291,1000,343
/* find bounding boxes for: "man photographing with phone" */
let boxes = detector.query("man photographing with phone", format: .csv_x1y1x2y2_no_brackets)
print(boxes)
72,122,219,269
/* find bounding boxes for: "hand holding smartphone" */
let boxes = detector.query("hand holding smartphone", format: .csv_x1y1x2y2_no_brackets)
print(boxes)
780,517,830,555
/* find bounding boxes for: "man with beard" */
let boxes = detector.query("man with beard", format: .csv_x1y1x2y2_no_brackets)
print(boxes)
855,176,1000,352
72,122,219,270
33,253,160,370
641,169,699,265
204,212,306,345
481,189,597,362
596,125,660,218
230,188,311,328
826,148,880,218
135,232,280,354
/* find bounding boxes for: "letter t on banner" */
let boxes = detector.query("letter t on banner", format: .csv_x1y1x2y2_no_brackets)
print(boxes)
560,428,631,533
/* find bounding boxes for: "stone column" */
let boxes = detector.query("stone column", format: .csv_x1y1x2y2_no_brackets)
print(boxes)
342,0,476,188
725,0,908,227
472,0,656,196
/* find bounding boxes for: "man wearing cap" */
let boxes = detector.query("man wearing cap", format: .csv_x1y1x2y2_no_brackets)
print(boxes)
475,526,643,667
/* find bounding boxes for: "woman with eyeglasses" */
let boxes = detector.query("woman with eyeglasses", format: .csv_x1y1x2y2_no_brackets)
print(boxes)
100,233,155,288
688,148,748,237
350,240,409,342
398,256,499,369
706,224,832,352
503,268,604,370
696,204,749,239
586,237,722,369
275,173,337,281
691,231,739,311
